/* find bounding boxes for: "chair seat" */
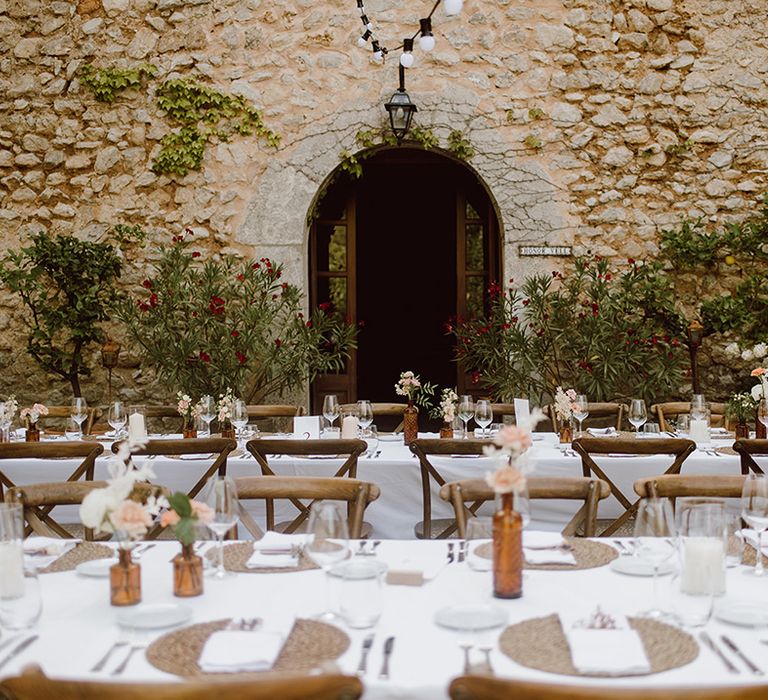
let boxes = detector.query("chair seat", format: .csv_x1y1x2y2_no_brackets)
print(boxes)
414,519,457,540
275,520,374,539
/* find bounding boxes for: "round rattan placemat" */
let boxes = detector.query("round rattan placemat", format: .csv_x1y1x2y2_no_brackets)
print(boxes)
742,542,768,567
206,542,319,574
474,538,618,571
714,446,737,456
499,613,698,677
40,542,114,574
145,618,349,678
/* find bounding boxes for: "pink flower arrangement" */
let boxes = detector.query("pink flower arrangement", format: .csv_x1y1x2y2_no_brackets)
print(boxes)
19,402,48,425
553,387,578,422
110,500,153,539
752,367,768,400
160,492,215,546
494,424,533,454
485,465,527,494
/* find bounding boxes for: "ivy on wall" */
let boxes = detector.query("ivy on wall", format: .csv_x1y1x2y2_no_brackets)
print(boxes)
79,63,157,103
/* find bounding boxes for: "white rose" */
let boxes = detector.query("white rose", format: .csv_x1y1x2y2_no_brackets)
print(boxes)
742,349,755,362
725,342,740,357
752,384,765,400
754,343,767,359
79,489,112,530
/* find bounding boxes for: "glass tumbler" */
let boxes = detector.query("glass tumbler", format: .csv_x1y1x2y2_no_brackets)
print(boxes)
0,567,42,630
338,559,382,629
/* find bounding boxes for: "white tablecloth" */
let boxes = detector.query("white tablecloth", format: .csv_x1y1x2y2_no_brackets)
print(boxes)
2,540,768,698
1,435,763,539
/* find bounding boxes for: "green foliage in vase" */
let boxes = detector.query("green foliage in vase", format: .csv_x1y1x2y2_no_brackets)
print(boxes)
449,257,688,404
0,228,142,397
151,78,280,176
725,392,756,423
113,233,357,402
79,63,157,103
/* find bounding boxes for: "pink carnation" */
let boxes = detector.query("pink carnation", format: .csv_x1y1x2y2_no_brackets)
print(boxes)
752,367,767,377
494,425,532,454
485,465,526,495
160,510,181,528
110,500,152,539
190,500,214,524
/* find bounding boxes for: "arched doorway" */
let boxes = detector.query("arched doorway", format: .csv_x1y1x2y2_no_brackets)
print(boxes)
309,147,502,413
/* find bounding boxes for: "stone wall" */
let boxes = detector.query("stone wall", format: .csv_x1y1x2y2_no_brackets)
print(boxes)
0,0,765,405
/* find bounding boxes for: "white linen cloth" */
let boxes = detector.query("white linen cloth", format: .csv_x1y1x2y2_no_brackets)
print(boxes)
198,629,283,672
560,611,651,675
246,531,310,569
523,531,576,566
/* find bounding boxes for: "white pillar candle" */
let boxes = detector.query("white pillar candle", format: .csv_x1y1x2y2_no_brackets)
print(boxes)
341,415,358,439
128,411,146,442
0,542,24,599
689,418,709,444
681,537,725,595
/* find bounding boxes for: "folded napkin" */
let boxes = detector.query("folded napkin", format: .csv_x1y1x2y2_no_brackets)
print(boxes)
523,531,576,566
198,629,283,672
24,537,79,567
587,427,618,437
246,531,310,569
560,611,650,675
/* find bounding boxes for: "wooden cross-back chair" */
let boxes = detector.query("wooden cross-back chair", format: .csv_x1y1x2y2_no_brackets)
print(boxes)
448,676,768,700
439,476,611,538
234,476,380,539
111,437,236,538
245,439,368,534
548,402,627,432
572,437,696,536
0,666,363,700
633,474,745,505
23,406,101,436
733,439,768,475
651,401,727,432
340,403,407,432
0,442,104,538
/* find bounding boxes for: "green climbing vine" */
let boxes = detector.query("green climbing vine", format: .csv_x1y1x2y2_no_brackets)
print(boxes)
79,63,157,103
447,130,475,159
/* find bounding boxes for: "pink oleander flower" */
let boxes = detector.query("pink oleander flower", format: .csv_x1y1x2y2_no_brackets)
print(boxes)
190,500,214,524
485,465,526,495
159,510,181,528
494,424,533,455
110,499,152,539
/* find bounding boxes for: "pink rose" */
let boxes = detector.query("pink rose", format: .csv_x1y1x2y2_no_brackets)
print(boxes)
485,465,526,495
752,367,766,377
160,510,181,528
190,500,214,524
110,500,152,539
494,425,532,454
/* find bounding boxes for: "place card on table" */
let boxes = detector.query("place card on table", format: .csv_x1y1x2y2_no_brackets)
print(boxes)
385,551,446,586
246,531,310,569
560,610,651,675
293,416,320,439
198,629,283,672
514,398,530,425
523,531,576,566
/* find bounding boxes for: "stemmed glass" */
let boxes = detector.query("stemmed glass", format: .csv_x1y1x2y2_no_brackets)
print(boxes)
203,476,240,579
107,401,127,439
628,399,647,434
305,501,350,621
323,395,340,431
231,399,249,448
573,394,589,437
741,474,768,577
363,424,379,457
199,396,215,437
634,498,676,618
357,400,373,433
458,395,474,439
474,400,493,438
70,397,88,439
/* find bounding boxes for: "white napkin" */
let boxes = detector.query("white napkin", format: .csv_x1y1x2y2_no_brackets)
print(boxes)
523,531,576,566
23,537,79,566
246,532,310,569
198,629,283,672
560,611,651,675
587,427,617,437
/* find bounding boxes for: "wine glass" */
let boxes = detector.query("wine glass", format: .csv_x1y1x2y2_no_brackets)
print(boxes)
323,395,340,430
628,399,647,434
573,394,589,437
203,476,240,579
474,399,493,438
741,474,768,577
634,498,676,618
70,397,88,439
107,401,127,439
305,501,350,621
231,399,249,447
357,400,374,432
458,395,474,439
199,395,215,437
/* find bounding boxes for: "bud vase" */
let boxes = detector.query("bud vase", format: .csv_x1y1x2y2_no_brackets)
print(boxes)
558,422,573,444
403,401,418,445
493,493,523,599
25,425,40,442
182,427,197,439
757,410,767,440
220,421,235,440
110,547,141,606
173,543,203,597
735,421,750,440
439,421,453,439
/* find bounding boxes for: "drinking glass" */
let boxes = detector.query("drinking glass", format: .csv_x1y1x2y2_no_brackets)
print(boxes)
677,499,726,596
458,395,474,439
322,395,340,430
363,425,379,457
725,510,745,568
676,414,690,437
741,474,768,577
634,498,676,618
305,501,349,622
758,398,768,432
0,567,42,630
107,401,127,438
71,396,88,439
231,399,249,446
628,399,647,434
690,394,707,421
199,396,216,437
668,573,713,629
573,394,588,437
474,400,493,438
64,416,80,440
465,517,493,571
203,476,240,579
338,559,382,629
357,400,374,432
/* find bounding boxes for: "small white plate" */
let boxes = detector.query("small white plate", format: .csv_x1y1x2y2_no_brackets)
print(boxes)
435,604,509,631
116,603,193,630
378,434,402,442
75,558,114,578
609,557,675,577
715,601,768,627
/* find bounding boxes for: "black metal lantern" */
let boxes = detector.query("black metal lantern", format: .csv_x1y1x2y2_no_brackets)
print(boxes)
385,64,418,143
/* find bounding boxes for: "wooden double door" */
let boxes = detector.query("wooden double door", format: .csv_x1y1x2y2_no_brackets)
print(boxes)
309,148,501,413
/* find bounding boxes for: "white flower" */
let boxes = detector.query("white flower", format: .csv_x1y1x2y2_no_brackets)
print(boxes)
754,343,767,360
753,384,765,400
80,488,117,531
742,349,755,362
725,342,740,357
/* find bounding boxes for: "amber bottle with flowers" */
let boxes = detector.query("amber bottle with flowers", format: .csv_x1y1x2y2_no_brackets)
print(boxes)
395,370,436,445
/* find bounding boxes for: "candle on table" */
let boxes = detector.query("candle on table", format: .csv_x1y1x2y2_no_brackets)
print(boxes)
681,536,725,595
341,415,358,439
128,411,146,442
688,418,709,444
0,542,24,599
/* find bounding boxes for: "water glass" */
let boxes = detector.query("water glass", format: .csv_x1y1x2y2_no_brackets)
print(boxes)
758,398,768,431
458,395,474,439
465,517,493,571
741,474,768,577
0,503,23,542
203,476,240,579
231,399,249,444
322,395,340,429
64,416,81,440
690,394,707,421
71,396,88,438
0,567,42,630
676,414,690,436
573,394,589,436
628,399,647,434
107,401,127,438
363,425,379,456
306,502,349,622
357,400,374,431
634,498,676,618
643,422,661,436
668,573,712,628
725,510,745,568
338,559,382,628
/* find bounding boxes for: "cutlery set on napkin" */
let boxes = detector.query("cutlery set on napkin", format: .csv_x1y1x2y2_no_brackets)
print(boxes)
23,536,80,567
523,531,576,566
245,532,311,569
198,620,283,673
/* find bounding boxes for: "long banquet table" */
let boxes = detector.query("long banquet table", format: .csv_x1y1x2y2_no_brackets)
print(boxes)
1,434,763,539
2,539,768,699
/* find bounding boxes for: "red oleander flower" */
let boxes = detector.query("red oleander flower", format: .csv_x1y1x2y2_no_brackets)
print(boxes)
199,351,211,363
628,258,636,265
142,279,152,289
358,319,365,328
236,274,245,282
235,351,247,365
191,251,201,259
252,262,260,270
149,293,158,308
231,330,239,338
209,296,225,315
471,371,481,384
274,339,282,348
318,302,331,313
138,301,149,312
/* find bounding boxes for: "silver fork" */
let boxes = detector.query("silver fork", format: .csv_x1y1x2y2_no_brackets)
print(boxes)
447,542,455,564
91,638,128,672
110,643,146,676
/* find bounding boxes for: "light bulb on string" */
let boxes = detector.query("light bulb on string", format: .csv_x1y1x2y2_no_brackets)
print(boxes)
372,40,384,61
444,0,463,16
358,29,372,48
418,17,435,51
360,14,373,31
400,37,414,68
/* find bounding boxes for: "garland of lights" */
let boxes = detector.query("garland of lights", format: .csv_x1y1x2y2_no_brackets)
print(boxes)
354,0,464,66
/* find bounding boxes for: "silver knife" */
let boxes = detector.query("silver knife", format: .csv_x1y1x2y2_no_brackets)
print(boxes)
699,631,739,674
379,636,395,679
721,635,764,675
0,635,20,656
356,633,375,677
0,635,39,672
